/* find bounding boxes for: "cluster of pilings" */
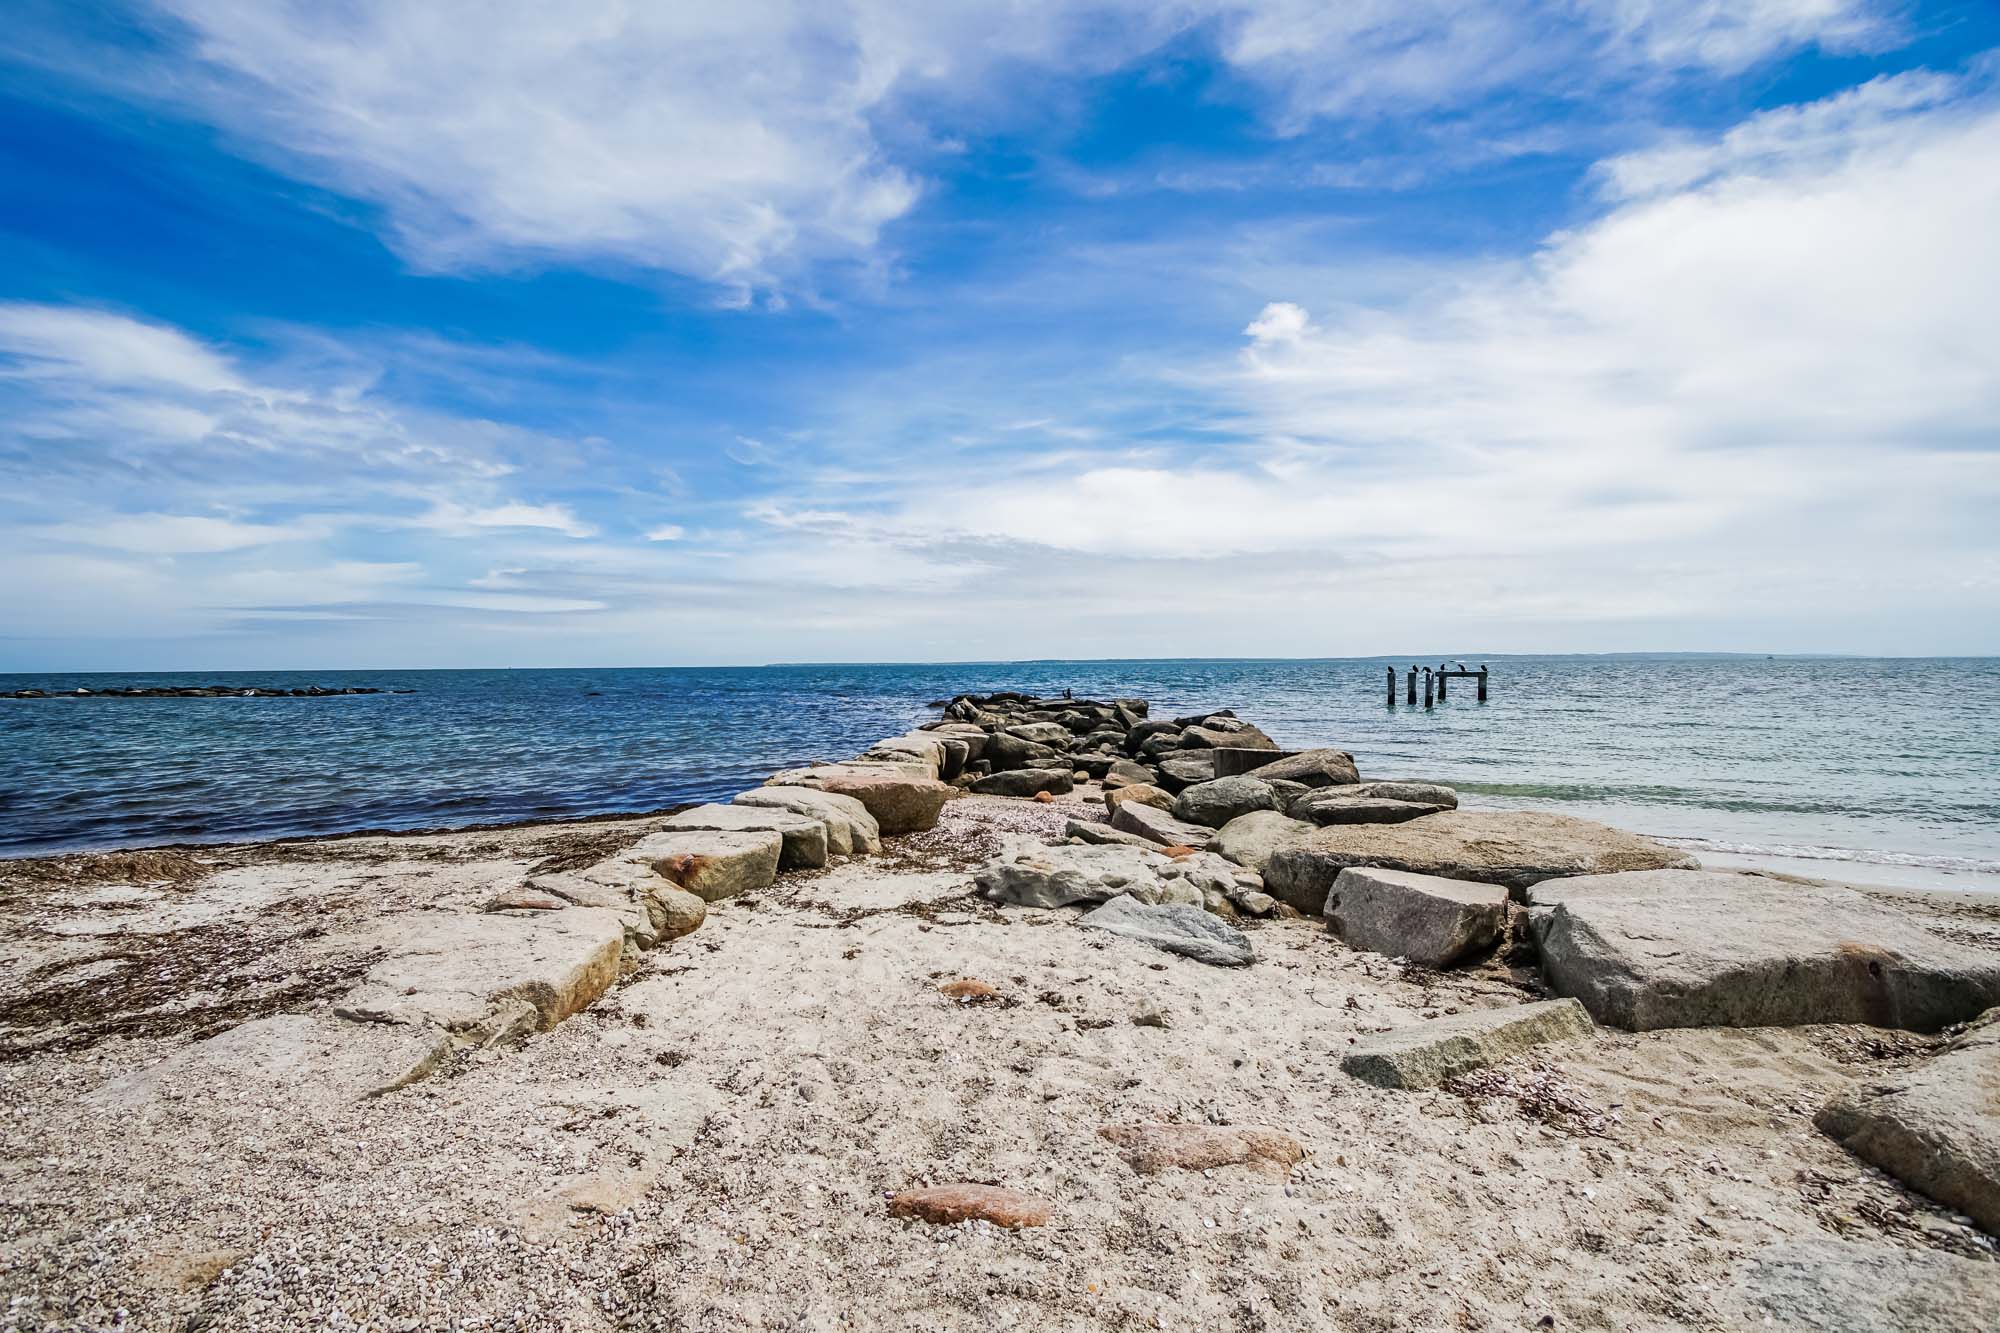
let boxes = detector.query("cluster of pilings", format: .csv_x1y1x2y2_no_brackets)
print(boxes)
1388,663,1488,708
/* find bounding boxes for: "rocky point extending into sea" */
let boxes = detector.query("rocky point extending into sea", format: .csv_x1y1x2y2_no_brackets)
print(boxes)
1,690,1996,1330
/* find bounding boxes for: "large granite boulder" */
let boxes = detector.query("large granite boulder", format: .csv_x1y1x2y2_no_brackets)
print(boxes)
1728,1239,2000,1332
1212,747,1292,778
1288,794,1440,826
1326,867,1508,967
1110,801,1223,850
1817,1009,2000,1232
1102,759,1154,789
977,838,1166,909
1180,721,1278,751
1173,775,1282,828
628,828,783,902
1104,782,1175,814
1207,809,1316,873
1004,722,1073,749
1064,818,1158,849
1154,753,1217,792
1264,810,1697,914
733,786,881,856
1290,781,1457,825
1529,870,2000,1031
764,764,953,834
663,803,828,870
1079,894,1256,967
1340,999,1594,1090
969,767,1074,798
335,908,627,1046
985,731,1065,771
1249,748,1360,788
861,732,964,779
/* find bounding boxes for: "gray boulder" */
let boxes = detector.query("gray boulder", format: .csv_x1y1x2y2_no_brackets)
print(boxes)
1288,794,1441,826
1729,1239,2000,1332
1248,748,1360,788
1154,753,1217,792
984,732,1064,771
1340,999,1593,1090
977,838,1166,909
1064,819,1158,849
1817,1009,2000,1232
663,803,828,870
1173,775,1282,828
1263,810,1697,914
969,767,1074,798
733,786,881,856
1079,895,1256,967
1103,759,1154,789
1181,721,1278,751
1111,801,1223,849
1326,867,1508,967
1104,782,1175,814
1212,747,1292,778
1125,720,1180,751
1207,810,1317,874
1005,722,1074,749
1529,870,2000,1031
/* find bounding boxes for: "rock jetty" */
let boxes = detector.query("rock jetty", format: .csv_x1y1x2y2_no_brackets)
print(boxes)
5,683,411,698
6,685,1998,1329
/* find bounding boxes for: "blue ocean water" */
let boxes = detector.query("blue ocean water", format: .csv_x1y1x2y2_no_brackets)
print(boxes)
2,657,1997,891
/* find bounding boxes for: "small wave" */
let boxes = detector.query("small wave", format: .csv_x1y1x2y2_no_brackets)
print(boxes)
1660,835,2000,876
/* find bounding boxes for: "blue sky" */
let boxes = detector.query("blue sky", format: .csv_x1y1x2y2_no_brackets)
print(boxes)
2,1,1997,669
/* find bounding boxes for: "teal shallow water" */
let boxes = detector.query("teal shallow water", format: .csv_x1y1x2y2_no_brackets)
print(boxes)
2,656,1996,891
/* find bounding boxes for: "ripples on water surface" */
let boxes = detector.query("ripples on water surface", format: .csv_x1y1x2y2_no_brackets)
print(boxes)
2,657,1996,890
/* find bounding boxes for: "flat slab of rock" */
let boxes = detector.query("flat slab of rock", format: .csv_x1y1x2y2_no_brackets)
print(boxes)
1153,753,1218,792
336,908,626,1045
1173,775,1282,828
1208,810,1317,873
629,828,782,902
1728,1238,2000,1332
969,767,1073,797
1264,810,1697,914
1064,818,1158,849
732,786,881,856
1098,1123,1303,1180
1816,1009,2000,1231
765,765,953,834
888,1184,1051,1228
977,838,1166,909
1327,867,1508,967
1529,870,2000,1031
663,803,828,870
1079,894,1256,967
1287,794,1440,825
1249,747,1360,788
1110,801,1224,850
89,1013,452,1112
1340,998,1593,1090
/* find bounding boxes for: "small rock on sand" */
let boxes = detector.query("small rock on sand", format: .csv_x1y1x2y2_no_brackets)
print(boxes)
887,1184,1052,1228
1098,1123,1303,1180
938,978,1001,1003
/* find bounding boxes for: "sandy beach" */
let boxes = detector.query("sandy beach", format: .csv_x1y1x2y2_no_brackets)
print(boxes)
4,729,1998,1332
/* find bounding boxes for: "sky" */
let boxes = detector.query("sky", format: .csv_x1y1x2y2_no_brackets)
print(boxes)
2,1,1997,670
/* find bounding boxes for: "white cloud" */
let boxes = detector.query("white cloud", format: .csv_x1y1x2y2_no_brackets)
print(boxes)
44,2,1894,295
413,501,598,539
644,524,686,542
29,512,325,555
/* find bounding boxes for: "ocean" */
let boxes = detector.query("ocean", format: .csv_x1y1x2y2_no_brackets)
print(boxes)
3,656,1997,891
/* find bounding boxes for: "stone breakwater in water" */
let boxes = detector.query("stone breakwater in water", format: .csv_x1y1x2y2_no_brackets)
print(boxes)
6,688,2000,1328
6,683,413,699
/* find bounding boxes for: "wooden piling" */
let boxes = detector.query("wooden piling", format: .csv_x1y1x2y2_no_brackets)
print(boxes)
1386,666,1397,707
1438,665,1448,702
1406,668,1417,706
1477,665,1488,702
1423,667,1433,708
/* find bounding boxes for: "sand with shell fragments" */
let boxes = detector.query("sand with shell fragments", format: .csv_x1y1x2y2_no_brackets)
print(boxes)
2,787,1998,1331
